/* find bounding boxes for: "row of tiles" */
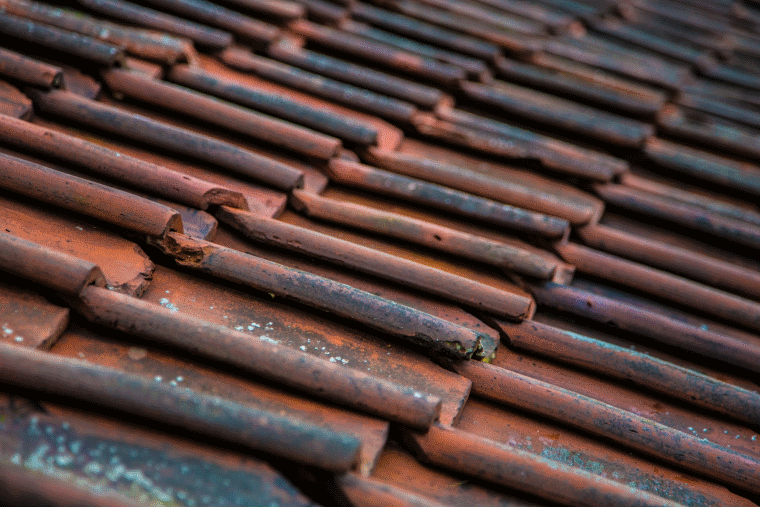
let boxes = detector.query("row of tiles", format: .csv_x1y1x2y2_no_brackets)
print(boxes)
1,0,760,501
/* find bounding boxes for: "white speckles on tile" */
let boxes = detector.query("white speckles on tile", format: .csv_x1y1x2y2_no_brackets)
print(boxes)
14,336,23,342
2,324,12,335
159,298,178,313
258,335,279,344
299,345,307,351
234,325,244,331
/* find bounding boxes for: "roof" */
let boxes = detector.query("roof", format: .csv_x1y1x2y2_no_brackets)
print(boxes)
0,0,759,505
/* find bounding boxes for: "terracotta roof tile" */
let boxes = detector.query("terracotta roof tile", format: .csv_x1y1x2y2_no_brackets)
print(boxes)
1,0,760,504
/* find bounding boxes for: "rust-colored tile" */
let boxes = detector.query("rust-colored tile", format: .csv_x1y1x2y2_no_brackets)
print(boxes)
461,80,654,147
390,0,543,53
492,345,760,453
435,107,629,182
0,46,62,88
29,88,305,191
455,358,760,493
368,442,543,507
29,116,287,218
530,280,760,374
212,225,501,359
79,282,443,430
621,171,760,225
588,17,716,67
51,322,389,476
168,56,406,150
0,149,183,239
291,19,467,87
0,336,364,471
471,0,578,33
555,242,760,332
643,137,760,198
202,54,405,151
220,208,534,319
77,0,234,49
413,0,547,36
101,67,343,161
495,317,760,427
676,92,760,130
656,104,760,160
345,2,501,61
59,64,102,99
578,220,760,300
137,264,471,426
0,80,32,119
406,423,690,507
132,0,280,44
0,278,69,349
494,55,666,116
0,193,153,296
339,472,451,507
0,12,124,66
325,158,570,238
269,40,447,108
341,19,490,81
0,118,245,210
452,397,756,507
543,36,690,89
291,189,561,279
379,137,607,224
3,0,190,65
152,229,489,359
595,182,760,250
220,46,419,123
296,0,348,24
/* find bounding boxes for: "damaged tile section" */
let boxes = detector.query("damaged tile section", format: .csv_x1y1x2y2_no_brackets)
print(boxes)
0,194,154,296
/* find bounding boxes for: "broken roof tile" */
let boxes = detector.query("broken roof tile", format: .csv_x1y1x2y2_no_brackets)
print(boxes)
0,192,154,296
5,0,760,504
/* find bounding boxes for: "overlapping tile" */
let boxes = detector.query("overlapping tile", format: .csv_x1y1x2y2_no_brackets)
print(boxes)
3,0,760,505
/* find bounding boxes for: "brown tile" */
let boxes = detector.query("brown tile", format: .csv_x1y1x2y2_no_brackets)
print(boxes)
0,278,69,349
50,322,389,476
0,193,153,296
136,264,472,426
